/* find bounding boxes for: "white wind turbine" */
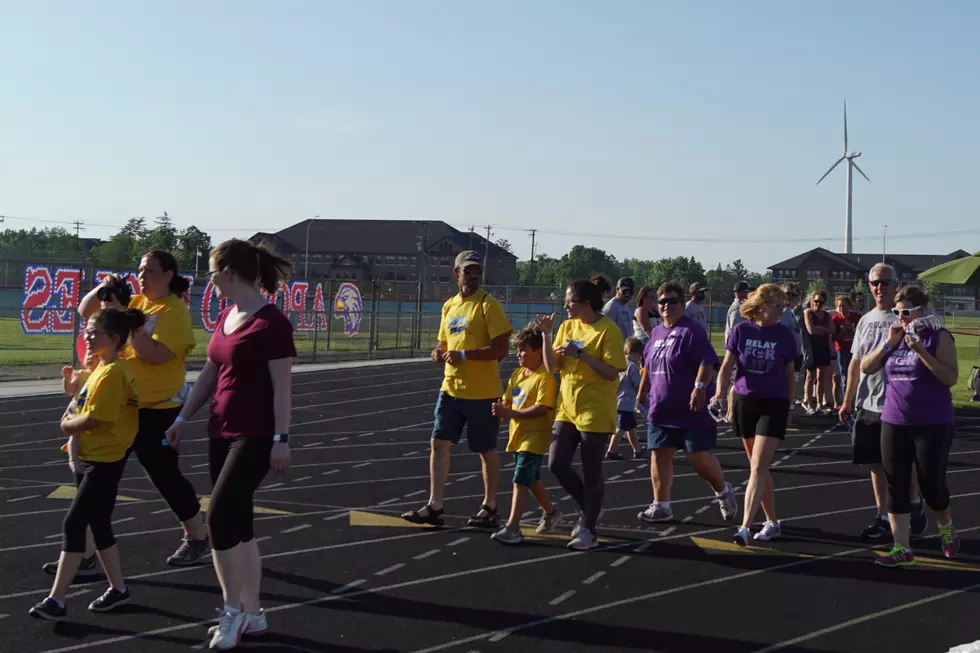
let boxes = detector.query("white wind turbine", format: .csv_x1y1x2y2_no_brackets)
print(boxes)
816,101,871,254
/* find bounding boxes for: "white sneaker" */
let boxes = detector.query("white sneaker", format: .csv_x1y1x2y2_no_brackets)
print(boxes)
208,609,267,637
536,509,561,534
754,520,782,541
733,527,750,546
715,483,738,521
209,607,247,650
638,503,674,523
567,528,599,551
570,509,604,538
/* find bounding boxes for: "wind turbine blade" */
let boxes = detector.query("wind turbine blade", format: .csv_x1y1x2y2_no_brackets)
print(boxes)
852,161,871,182
844,100,848,153
816,157,845,185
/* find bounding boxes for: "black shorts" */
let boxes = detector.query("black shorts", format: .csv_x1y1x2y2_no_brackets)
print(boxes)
732,394,790,440
852,409,883,465
793,356,803,373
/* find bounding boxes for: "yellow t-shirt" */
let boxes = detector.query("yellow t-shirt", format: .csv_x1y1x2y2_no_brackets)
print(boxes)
124,294,195,409
438,292,512,400
74,360,139,462
504,366,557,455
553,316,627,434
60,369,94,453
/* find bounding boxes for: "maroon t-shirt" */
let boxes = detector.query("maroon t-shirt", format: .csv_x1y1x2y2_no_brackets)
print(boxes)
207,305,297,439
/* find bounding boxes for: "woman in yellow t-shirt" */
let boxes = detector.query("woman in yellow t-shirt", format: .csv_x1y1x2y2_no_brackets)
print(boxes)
30,308,142,621
538,275,627,552
77,250,206,567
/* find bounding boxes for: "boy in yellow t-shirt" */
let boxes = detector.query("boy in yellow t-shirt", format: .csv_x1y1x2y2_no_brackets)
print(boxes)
490,324,560,545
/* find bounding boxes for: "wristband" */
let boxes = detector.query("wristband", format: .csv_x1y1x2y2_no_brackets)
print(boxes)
273,433,289,443
175,416,187,425
460,350,467,360
882,343,894,354
694,381,706,391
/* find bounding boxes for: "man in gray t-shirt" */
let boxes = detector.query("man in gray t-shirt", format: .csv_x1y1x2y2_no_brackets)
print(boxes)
840,264,925,540
602,277,635,341
684,282,708,332
725,281,752,341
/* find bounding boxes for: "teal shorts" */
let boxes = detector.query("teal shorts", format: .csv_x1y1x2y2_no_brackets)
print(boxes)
512,451,544,487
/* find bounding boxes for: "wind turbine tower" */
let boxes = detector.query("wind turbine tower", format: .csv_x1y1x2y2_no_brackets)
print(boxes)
816,101,871,254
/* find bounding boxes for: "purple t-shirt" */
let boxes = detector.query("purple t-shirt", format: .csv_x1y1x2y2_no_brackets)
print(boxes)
645,316,720,429
882,328,955,426
725,320,797,399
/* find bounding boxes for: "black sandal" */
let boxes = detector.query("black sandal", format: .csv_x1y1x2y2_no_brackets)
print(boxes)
401,505,445,527
466,504,500,529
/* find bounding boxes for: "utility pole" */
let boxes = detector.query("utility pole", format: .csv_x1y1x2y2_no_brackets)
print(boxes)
73,219,84,243
528,229,537,285
483,225,492,285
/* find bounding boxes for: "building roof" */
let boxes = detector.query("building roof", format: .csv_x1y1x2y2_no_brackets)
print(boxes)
250,219,516,260
769,248,972,275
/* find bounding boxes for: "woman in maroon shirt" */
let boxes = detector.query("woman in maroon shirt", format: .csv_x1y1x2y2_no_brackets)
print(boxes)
166,239,296,650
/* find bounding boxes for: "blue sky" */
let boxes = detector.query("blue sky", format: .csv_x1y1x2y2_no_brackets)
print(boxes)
1,0,978,273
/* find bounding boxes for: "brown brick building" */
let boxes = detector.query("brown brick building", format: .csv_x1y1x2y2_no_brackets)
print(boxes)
250,219,518,285
768,247,979,311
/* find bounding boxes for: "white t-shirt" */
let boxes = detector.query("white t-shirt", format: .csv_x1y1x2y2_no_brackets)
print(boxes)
684,300,707,331
602,298,634,341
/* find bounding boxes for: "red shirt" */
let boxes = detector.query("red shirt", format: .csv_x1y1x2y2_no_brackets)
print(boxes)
207,305,297,439
831,311,862,353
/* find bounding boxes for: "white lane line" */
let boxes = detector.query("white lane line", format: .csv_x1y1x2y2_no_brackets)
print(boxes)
6,494,40,503
111,517,135,526
694,506,710,515
45,533,61,540
582,571,606,585
265,482,284,489
323,512,350,522
335,437,350,442
623,469,636,475
402,451,419,457
489,632,509,643
660,526,676,537
64,589,92,599
302,442,323,448
352,462,372,469
522,511,534,519
151,508,171,515
637,464,648,470
456,474,477,482
255,536,272,543
608,475,622,482
634,542,653,553
609,555,631,568
682,516,694,523
192,463,209,469
446,537,470,547
375,563,406,576
377,498,400,506
330,579,367,594
404,490,427,497
293,476,312,482
358,432,375,438
413,549,440,560
281,524,311,534
548,590,576,606
322,470,339,476
0,613,8,619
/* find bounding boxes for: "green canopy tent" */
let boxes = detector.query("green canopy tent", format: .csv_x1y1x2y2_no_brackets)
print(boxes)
917,252,980,287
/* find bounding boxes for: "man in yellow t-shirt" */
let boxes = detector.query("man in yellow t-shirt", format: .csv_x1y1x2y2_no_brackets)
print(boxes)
402,250,512,529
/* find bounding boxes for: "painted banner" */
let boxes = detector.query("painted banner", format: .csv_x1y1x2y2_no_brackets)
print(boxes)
19,264,363,337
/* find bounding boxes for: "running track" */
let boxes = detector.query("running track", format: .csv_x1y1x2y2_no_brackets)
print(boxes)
2,358,980,652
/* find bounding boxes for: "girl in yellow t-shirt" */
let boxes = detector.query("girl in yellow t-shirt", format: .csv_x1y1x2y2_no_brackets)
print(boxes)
538,275,627,552
30,308,142,621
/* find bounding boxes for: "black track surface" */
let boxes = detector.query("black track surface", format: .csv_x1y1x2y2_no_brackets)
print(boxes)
2,359,980,653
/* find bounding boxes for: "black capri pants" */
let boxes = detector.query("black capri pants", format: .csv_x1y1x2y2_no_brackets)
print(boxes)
63,459,127,553
881,422,954,515
208,437,273,551
128,406,201,522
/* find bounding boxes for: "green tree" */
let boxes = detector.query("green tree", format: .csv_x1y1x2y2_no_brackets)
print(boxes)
649,256,706,288
141,212,178,253
555,246,621,286
725,259,750,283
176,226,213,273
805,278,828,297
91,233,140,269
119,217,148,241
495,238,513,254
705,263,732,294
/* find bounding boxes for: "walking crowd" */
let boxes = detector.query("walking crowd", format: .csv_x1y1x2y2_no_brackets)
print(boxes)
28,245,966,649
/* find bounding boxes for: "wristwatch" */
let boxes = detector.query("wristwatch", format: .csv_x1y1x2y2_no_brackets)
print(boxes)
694,381,706,391
273,433,289,443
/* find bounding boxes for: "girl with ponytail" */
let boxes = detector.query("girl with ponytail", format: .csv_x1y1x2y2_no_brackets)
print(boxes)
166,239,296,648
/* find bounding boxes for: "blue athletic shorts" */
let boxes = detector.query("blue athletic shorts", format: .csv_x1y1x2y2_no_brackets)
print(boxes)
512,451,543,486
617,411,637,431
647,423,717,452
431,392,499,453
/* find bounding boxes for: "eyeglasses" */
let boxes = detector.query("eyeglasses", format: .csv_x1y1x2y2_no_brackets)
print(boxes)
869,279,894,287
657,297,680,306
892,306,922,317
565,298,587,305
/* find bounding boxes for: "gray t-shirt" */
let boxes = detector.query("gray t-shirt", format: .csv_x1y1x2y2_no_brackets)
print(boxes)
684,300,707,331
602,298,634,341
779,307,802,356
617,360,642,412
725,299,744,340
850,308,898,413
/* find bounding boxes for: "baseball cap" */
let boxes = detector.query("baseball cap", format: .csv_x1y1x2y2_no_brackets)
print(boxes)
617,277,635,291
454,250,482,269
690,282,707,293
733,280,752,293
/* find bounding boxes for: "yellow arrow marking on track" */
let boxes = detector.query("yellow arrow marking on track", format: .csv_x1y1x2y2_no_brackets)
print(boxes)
349,510,439,528
47,485,141,502
690,536,815,558
198,496,292,516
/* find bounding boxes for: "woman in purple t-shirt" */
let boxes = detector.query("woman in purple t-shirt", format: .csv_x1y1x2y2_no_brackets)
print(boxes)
636,282,737,524
166,239,297,648
860,285,959,568
713,284,796,547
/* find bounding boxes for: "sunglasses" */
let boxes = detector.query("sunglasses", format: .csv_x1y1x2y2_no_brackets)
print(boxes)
892,306,922,317
869,279,894,287
657,297,680,306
